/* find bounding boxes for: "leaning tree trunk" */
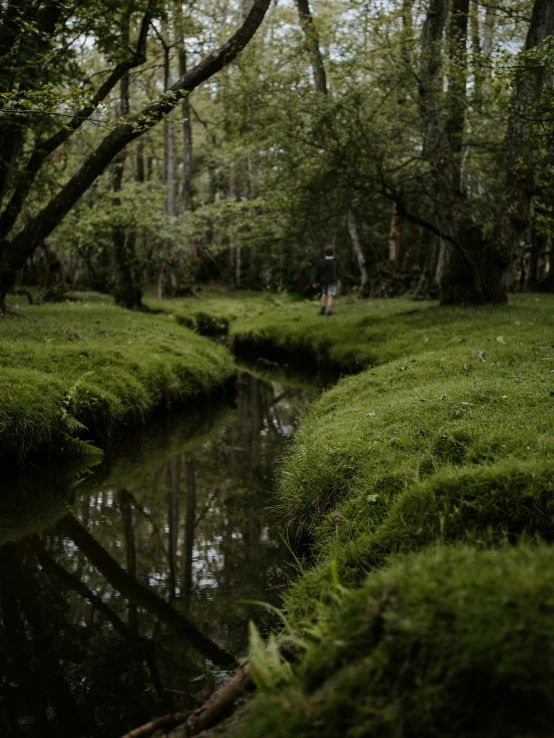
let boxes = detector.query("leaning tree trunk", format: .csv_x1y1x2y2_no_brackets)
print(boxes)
0,0,273,311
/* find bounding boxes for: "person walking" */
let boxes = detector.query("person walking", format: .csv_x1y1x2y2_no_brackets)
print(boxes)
312,245,339,316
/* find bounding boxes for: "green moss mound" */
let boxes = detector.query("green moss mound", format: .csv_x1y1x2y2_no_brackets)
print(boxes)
0,298,235,463
275,295,554,546
284,459,554,616
241,545,554,738
223,293,554,738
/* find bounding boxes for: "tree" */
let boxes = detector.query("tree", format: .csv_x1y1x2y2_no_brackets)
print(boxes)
414,0,554,303
0,0,272,311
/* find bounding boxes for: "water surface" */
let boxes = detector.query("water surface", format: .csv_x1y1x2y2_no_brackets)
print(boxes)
0,369,315,738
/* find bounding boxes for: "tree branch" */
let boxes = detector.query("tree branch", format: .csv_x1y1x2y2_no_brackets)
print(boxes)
381,188,480,279
0,0,271,295
0,0,156,241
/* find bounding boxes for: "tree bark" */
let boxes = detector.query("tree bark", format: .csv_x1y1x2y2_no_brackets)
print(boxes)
486,0,554,297
348,209,369,292
111,14,144,310
0,0,272,310
446,0,470,157
183,452,196,616
175,0,193,214
388,203,401,263
418,0,487,303
294,0,328,94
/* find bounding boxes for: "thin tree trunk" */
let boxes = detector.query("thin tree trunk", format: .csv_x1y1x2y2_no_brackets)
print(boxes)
348,209,369,291
118,488,139,632
112,13,144,309
167,458,180,601
388,203,401,263
175,0,193,213
294,0,328,93
183,452,196,617
400,0,413,66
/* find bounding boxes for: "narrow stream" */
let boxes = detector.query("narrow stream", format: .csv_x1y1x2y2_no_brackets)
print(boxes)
0,368,317,738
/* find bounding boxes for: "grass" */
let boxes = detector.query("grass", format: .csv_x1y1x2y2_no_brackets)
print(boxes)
180,291,554,738
229,294,437,371
0,295,235,463
236,545,554,738
6,288,554,733
145,288,277,336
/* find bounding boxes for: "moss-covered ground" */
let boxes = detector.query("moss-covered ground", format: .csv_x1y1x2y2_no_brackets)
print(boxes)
0,295,234,463
172,291,554,738
5,288,554,735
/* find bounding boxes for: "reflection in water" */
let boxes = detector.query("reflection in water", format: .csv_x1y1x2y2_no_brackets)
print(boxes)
0,372,314,738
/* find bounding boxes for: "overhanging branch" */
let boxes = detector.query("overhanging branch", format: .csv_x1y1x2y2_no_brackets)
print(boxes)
4,0,271,273
0,0,156,241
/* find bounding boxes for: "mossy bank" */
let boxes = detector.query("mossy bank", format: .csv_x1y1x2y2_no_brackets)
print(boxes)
200,293,554,738
0,297,234,463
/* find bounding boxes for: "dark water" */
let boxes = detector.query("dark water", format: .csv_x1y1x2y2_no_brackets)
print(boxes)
0,370,315,738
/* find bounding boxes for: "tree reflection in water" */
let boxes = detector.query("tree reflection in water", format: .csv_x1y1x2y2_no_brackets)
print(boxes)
0,372,314,738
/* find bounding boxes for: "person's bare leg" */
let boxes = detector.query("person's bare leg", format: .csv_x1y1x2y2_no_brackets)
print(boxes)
320,293,327,314
327,295,334,312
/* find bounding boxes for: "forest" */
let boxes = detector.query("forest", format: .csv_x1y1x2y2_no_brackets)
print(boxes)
2,1,554,738
1,0,553,307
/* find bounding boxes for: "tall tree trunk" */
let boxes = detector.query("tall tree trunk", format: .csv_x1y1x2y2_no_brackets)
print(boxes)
295,0,368,290
229,160,241,286
446,0,470,157
182,452,196,617
348,209,369,294
118,488,139,632
400,0,413,67
167,457,180,601
294,0,328,94
175,1,193,215
418,0,486,304
486,0,554,299
112,14,144,309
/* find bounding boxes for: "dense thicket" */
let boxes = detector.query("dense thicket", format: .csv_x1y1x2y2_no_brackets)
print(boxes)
1,0,553,306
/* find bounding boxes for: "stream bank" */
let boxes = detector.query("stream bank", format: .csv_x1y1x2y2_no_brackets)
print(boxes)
154,291,554,738
5,290,554,737
0,297,235,464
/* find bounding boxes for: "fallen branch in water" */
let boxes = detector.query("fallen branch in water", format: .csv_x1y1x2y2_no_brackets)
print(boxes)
120,635,299,738
185,659,254,735
119,712,188,738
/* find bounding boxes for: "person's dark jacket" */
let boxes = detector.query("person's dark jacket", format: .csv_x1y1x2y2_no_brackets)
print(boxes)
314,257,339,286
